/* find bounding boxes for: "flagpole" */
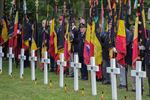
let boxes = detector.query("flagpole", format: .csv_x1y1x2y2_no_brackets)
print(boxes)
35,0,39,64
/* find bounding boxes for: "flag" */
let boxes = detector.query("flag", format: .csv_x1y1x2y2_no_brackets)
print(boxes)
64,23,71,61
141,1,147,39
21,26,29,50
84,24,91,65
13,11,18,49
8,20,14,47
31,23,37,51
132,16,139,68
21,16,31,50
49,19,57,60
41,32,47,56
92,22,102,65
137,2,147,46
31,31,37,51
100,0,104,33
1,19,8,44
116,20,126,66
84,22,102,65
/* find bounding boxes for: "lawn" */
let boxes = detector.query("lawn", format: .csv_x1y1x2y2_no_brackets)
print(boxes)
0,60,150,100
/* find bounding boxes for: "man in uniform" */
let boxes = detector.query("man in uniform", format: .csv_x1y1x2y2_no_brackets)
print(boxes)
145,30,150,96
78,18,88,80
100,31,111,84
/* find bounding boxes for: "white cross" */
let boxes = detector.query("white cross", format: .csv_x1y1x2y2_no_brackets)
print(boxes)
87,57,99,96
70,54,81,91
107,59,120,100
7,47,14,76
131,61,146,100
57,53,66,88
41,51,50,84
29,50,37,81
18,49,26,79
0,46,4,74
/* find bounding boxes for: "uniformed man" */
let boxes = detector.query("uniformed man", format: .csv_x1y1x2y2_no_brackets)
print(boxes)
78,18,88,80
100,31,112,84
39,19,49,70
145,30,150,96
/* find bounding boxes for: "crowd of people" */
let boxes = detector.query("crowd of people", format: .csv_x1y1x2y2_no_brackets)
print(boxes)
0,0,150,97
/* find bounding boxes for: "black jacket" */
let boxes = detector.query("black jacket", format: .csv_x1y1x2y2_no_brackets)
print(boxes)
145,38,150,65
100,32,112,61
78,32,86,58
72,27,79,53
56,25,65,50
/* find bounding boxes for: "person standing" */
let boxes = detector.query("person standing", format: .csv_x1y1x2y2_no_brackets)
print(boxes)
145,30,150,96
78,19,88,80
100,32,111,84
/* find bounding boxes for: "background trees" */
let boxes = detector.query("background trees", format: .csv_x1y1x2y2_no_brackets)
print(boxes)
0,0,150,23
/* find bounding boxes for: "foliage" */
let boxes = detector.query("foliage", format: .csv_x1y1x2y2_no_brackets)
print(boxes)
2,0,150,23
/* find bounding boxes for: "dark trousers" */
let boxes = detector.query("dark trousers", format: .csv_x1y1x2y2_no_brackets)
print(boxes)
50,56,55,70
79,57,88,79
146,65,150,92
102,59,110,82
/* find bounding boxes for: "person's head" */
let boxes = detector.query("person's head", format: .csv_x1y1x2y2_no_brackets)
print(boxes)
79,18,86,34
59,15,63,25
42,19,46,28
49,19,52,26
79,24,86,34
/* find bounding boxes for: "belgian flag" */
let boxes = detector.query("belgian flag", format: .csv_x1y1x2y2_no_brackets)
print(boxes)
13,11,18,49
132,16,139,68
49,19,57,60
0,18,8,45
64,23,71,62
116,1,127,66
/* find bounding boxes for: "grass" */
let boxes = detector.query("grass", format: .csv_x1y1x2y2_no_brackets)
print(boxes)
0,60,150,100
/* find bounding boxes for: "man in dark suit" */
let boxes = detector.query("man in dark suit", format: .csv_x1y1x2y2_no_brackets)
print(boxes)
145,30,150,96
78,19,88,80
100,32,112,84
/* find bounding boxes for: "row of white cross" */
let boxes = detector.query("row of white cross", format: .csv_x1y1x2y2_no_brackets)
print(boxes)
0,46,146,100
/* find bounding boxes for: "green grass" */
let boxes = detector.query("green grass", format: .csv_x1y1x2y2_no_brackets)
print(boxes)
0,60,150,100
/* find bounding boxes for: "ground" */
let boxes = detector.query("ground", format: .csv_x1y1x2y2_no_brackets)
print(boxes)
0,60,150,100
